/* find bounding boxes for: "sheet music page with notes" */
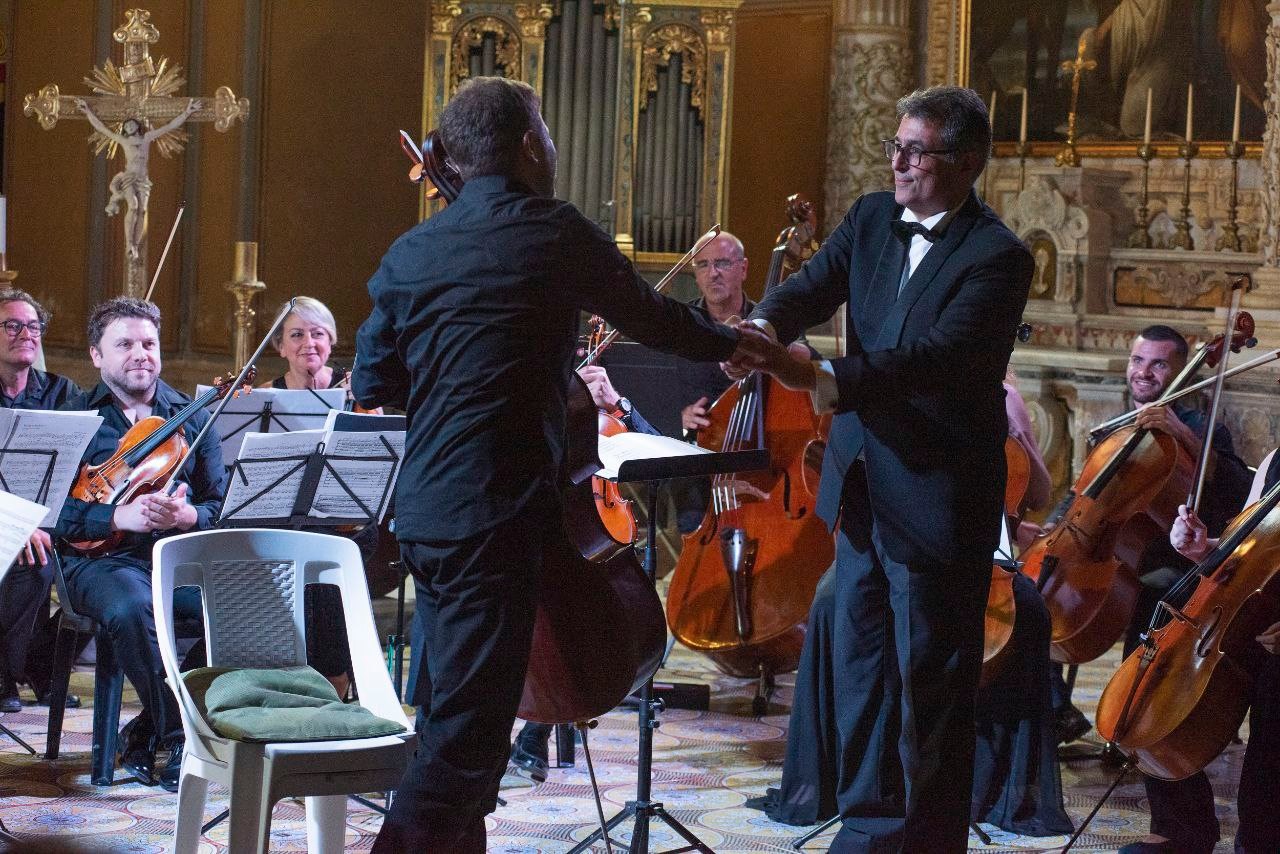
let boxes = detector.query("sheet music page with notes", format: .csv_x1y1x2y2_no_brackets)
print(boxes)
596,432,711,481
0,409,103,525
0,490,49,585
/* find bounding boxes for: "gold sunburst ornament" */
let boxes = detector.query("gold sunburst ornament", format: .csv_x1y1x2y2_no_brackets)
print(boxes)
22,8,250,297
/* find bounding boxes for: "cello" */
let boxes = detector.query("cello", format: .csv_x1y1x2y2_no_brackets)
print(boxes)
1021,308,1257,663
980,435,1030,687
398,129,666,723
665,195,831,713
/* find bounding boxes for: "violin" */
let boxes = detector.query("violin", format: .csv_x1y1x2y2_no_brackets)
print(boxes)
665,195,832,698
581,316,638,547
68,368,256,556
401,128,666,723
1095,477,1280,780
980,434,1031,688
1021,310,1257,664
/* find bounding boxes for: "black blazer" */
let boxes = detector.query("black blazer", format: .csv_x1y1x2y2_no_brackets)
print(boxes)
750,190,1033,566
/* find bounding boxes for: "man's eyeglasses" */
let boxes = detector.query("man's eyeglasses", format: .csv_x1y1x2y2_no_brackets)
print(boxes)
880,139,959,167
1,320,47,338
692,259,739,273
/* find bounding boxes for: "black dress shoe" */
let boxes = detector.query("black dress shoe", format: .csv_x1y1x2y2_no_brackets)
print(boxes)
158,739,184,793
511,725,550,783
1055,703,1092,745
119,716,157,786
36,691,81,709
0,675,20,714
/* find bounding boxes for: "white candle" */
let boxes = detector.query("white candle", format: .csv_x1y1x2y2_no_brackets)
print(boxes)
233,241,258,281
989,91,997,136
1019,88,1028,145
1185,83,1194,142
1232,84,1242,144
1143,88,1153,146
0,196,7,256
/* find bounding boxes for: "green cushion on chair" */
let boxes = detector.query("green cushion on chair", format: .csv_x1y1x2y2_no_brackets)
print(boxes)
181,665,406,743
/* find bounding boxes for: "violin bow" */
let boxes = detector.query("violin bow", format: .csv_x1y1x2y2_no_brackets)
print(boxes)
143,202,186,303
577,224,721,369
156,298,298,495
1187,277,1247,513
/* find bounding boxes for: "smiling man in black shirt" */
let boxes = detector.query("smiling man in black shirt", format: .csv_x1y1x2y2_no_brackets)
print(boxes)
355,76,766,852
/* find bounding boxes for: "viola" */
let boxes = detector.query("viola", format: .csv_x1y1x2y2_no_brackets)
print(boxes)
665,195,832,698
400,128,666,723
1095,478,1280,780
68,368,255,556
980,434,1031,688
582,316,638,547
1021,312,1257,664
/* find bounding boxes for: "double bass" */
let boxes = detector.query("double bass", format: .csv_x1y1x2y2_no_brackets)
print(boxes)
399,129,665,723
1020,311,1257,663
665,195,832,712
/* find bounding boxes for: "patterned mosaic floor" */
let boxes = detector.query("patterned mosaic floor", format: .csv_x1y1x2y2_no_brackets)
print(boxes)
0,645,1243,852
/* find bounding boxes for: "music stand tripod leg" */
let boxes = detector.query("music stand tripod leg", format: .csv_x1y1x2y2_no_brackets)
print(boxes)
567,480,715,854
0,718,36,755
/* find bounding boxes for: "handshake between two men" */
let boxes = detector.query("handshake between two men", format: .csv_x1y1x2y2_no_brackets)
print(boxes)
722,319,816,390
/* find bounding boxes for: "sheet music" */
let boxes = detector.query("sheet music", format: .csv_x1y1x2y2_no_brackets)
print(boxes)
0,409,103,525
0,490,49,586
199,386,344,461
596,431,710,480
221,430,325,520
315,430,406,522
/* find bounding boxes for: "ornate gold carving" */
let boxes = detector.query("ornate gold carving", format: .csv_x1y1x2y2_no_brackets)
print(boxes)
699,9,733,47
1114,265,1229,309
925,0,967,85
640,24,706,116
514,3,555,40
433,0,464,35
450,16,522,93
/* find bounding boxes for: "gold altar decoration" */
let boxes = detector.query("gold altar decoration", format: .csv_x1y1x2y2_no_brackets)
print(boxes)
22,8,249,298
449,16,522,95
640,24,707,118
1054,33,1094,168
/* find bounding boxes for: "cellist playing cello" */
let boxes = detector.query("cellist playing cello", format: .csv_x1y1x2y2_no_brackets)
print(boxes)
1126,455,1280,854
1040,325,1252,745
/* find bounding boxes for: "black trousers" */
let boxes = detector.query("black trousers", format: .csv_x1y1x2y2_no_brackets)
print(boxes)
63,555,202,744
373,505,549,854
826,513,989,853
0,557,54,683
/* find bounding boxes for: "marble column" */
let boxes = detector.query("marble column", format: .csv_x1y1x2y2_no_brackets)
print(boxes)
1250,2,1280,309
823,0,912,224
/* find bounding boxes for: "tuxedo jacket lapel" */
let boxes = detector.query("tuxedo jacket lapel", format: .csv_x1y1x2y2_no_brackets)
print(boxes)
863,219,906,346
875,192,982,349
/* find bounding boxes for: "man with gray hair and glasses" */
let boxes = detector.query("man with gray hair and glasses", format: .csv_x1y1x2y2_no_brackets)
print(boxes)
724,86,1034,851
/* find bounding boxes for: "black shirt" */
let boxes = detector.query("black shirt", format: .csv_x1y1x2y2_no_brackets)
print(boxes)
55,380,228,563
354,174,739,541
675,295,755,431
0,369,80,411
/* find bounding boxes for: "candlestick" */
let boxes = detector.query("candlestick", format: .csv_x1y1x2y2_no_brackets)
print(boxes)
233,241,258,282
1016,142,1029,192
989,91,997,134
1128,143,1155,248
1019,88,1028,145
1143,88,1152,146
1217,140,1244,251
1231,84,1241,144
227,241,265,370
1172,140,1199,249
1184,83,1194,142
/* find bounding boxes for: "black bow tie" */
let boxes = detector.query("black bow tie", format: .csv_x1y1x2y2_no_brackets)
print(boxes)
891,220,939,244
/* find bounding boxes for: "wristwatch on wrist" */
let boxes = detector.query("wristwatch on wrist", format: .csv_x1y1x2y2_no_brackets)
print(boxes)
614,397,633,421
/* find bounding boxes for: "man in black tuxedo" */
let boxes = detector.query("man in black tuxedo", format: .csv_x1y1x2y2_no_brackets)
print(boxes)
732,86,1033,851
354,76,762,853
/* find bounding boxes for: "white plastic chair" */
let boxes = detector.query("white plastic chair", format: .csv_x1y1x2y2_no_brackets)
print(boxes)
152,528,415,854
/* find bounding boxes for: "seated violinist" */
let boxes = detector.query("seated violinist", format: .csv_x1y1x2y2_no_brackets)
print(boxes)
1124,463,1280,854
55,297,227,792
748,375,1074,839
1044,325,1252,744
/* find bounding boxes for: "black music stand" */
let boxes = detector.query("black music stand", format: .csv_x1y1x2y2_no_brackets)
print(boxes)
569,447,769,854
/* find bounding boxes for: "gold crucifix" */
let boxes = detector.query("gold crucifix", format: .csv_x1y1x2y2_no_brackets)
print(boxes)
1055,31,1096,168
22,8,250,297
